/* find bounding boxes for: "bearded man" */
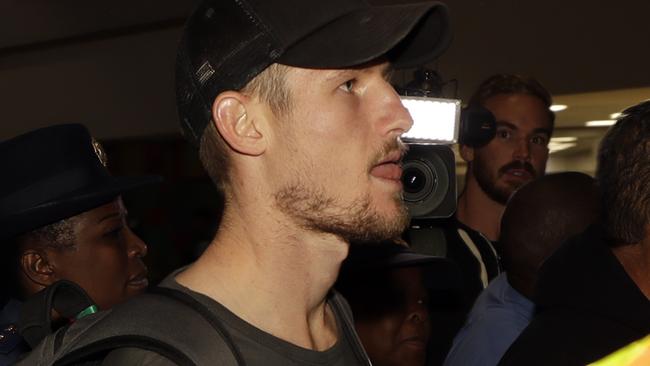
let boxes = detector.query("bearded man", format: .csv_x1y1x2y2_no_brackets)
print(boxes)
432,74,554,361
24,0,454,364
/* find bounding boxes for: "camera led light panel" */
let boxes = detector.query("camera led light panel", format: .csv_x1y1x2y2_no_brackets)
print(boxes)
400,97,461,144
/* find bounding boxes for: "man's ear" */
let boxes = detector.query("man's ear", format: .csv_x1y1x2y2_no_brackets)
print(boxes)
459,144,475,163
211,91,266,156
20,249,57,288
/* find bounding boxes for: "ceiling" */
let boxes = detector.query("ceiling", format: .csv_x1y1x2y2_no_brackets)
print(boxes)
1,0,649,159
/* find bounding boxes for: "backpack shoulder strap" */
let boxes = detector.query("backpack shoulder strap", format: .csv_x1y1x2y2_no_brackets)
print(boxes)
19,280,96,348
146,286,245,365
17,287,244,366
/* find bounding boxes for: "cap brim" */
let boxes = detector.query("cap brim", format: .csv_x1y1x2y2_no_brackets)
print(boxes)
344,250,461,291
278,1,451,69
0,175,161,240
387,253,461,291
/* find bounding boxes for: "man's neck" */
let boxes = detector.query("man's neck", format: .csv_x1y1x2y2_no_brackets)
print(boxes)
612,237,650,300
175,200,346,351
456,175,505,241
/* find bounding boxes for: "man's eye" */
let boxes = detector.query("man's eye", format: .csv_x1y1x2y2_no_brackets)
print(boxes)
497,130,511,139
104,227,123,239
338,79,355,93
531,135,548,145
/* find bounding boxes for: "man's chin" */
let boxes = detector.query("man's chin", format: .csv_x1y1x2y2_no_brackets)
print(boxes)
504,177,532,194
487,177,531,204
482,185,514,205
349,212,409,244
389,349,427,366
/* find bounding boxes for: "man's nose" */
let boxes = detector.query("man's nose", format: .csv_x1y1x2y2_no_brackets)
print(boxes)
394,96,415,135
126,229,148,258
407,302,429,323
513,137,531,161
379,82,414,136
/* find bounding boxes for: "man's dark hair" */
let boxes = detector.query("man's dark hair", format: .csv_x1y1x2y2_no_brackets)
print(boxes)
596,100,650,245
468,74,556,131
2,217,77,301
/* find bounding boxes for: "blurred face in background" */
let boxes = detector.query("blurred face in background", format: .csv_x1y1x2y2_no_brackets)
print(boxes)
462,93,551,204
21,198,149,310
353,267,431,366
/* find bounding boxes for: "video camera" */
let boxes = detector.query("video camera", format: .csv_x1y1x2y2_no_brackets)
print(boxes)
397,69,496,220
400,96,459,219
397,69,496,256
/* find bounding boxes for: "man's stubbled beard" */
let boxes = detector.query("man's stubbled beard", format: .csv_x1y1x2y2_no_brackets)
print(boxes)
473,156,538,204
274,140,409,243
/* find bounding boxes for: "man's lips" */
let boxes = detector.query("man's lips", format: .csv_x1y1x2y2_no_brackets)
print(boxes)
499,161,536,180
399,335,427,349
502,168,533,180
371,163,403,180
127,272,149,289
370,150,404,181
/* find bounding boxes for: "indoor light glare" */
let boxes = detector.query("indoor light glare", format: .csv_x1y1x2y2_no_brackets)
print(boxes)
550,137,578,143
400,97,460,144
550,104,568,112
609,112,622,119
585,120,616,127
549,142,577,154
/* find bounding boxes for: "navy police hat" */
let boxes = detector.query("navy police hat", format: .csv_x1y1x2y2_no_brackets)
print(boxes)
0,124,161,241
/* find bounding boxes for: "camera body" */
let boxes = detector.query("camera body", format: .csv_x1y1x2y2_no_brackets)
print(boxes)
398,94,459,220
399,96,495,220
402,143,456,219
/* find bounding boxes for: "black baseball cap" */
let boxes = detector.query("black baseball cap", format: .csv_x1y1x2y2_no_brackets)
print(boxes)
341,240,461,291
0,124,161,241
176,0,452,147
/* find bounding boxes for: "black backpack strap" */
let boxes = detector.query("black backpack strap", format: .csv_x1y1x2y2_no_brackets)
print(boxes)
147,286,246,365
55,335,195,366
19,280,95,348
19,287,245,366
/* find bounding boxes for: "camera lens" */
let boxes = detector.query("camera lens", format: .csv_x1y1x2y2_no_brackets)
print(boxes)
401,144,455,218
401,160,436,202
402,167,427,194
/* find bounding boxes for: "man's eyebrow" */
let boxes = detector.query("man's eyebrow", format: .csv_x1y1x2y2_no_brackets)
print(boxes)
358,63,394,80
497,121,552,136
99,212,123,223
533,127,552,136
324,69,352,83
496,121,517,130
325,63,394,83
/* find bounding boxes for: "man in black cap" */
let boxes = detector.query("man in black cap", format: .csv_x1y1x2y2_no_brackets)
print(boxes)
0,124,158,365
336,240,460,366
47,0,452,364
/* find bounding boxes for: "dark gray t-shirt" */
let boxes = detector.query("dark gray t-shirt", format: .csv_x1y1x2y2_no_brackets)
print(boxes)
102,273,369,366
